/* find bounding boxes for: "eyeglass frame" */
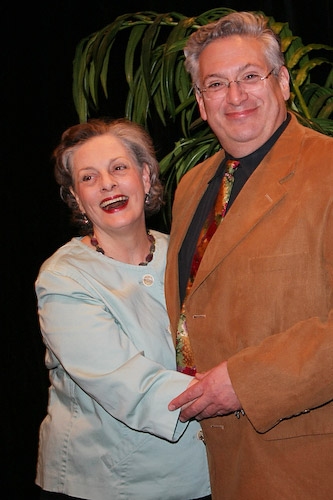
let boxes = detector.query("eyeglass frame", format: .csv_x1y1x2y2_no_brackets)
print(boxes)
195,68,276,99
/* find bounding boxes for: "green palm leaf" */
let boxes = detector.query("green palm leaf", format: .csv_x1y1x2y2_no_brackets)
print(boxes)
125,24,148,92
72,9,333,228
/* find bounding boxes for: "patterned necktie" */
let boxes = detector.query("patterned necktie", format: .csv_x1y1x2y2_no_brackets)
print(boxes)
176,159,240,374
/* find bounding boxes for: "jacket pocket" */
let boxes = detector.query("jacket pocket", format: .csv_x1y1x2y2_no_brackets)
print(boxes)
259,400,333,441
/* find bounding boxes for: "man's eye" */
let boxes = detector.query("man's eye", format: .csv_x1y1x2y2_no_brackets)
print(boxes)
207,81,226,90
243,73,260,82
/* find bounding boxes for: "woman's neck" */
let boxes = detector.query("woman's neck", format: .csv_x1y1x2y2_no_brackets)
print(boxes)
82,229,155,265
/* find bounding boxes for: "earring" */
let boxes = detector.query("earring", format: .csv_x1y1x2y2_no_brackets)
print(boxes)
145,192,151,205
82,213,90,224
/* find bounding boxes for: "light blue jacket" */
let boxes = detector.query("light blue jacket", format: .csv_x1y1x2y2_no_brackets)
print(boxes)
35,230,210,500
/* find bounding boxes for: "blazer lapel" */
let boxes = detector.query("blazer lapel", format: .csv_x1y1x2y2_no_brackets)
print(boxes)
170,150,226,251
166,152,225,323
190,123,301,294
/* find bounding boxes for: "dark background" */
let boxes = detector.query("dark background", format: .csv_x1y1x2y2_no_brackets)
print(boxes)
3,1,332,497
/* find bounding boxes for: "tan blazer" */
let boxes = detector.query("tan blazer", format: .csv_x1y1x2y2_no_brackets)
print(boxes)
165,113,333,499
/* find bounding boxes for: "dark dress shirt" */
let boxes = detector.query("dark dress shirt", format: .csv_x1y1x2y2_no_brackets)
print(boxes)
178,114,291,304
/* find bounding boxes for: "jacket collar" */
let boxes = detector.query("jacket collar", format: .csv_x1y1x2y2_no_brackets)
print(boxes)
179,113,303,296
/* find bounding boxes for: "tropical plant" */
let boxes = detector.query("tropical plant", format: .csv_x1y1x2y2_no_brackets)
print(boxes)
72,8,333,227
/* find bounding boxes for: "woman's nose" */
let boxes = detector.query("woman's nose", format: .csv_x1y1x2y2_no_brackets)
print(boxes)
100,175,117,191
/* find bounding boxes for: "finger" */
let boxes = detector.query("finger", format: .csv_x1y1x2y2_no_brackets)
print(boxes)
178,395,210,421
168,394,189,411
168,382,203,411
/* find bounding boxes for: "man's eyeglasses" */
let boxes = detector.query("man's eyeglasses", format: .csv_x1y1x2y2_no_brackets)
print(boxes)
196,69,275,100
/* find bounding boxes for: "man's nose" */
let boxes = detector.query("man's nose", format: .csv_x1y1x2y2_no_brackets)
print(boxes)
225,80,247,103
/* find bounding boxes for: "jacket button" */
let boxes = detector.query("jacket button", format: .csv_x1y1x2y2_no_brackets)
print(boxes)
142,274,154,286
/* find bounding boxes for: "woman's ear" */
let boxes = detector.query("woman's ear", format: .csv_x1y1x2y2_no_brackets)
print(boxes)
142,163,151,193
70,187,84,213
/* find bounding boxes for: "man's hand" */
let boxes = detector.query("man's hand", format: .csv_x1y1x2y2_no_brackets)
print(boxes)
169,361,241,421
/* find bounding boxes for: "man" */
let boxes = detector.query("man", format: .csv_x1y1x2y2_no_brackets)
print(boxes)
166,11,333,499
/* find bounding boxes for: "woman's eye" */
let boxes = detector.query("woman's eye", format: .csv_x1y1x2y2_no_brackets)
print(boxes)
111,164,128,174
82,174,93,181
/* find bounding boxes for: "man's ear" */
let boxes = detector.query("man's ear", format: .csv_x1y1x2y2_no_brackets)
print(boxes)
196,92,208,122
279,66,291,101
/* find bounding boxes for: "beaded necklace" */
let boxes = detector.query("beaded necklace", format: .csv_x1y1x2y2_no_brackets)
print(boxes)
89,231,156,266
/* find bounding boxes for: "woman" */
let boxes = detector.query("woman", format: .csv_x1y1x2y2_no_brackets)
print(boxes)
35,118,211,500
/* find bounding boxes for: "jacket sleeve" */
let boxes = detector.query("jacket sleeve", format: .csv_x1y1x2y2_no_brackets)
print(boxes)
228,199,333,433
36,268,191,442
